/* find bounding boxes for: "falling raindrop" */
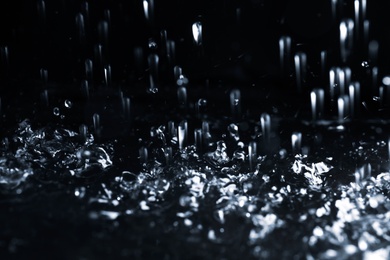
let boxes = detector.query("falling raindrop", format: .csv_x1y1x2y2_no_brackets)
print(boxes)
294,52,307,93
230,89,241,119
53,107,60,116
279,36,292,77
192,21,202,46
291,132,302,154
310,89,325,121
340,19,354,63
64,100,73,109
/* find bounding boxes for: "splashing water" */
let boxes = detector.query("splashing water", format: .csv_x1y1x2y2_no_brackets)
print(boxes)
0,120,113,193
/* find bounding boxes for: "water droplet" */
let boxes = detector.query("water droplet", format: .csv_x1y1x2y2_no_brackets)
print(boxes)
74,187,86,198
53,107,60,116
64,99,73,109
192,21,202,46
148,38,158,50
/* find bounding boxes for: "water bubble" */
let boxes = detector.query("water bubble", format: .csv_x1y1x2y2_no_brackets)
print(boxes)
361,61,369,67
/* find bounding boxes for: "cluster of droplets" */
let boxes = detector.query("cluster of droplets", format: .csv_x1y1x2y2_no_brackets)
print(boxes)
0,120,113,193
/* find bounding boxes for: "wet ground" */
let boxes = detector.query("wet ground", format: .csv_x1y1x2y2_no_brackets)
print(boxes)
1,1,390,259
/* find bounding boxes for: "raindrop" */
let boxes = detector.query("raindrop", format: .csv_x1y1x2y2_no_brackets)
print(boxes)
338,95,350,121
194,129,203,152
1,46,9,73
260,113,271,143
368,40,379,66
98,21,108,47
177,86,187,108
121,96,131,120
294,52,307,93
310,88,325,121
340,19,354,63
81,80,90,99
291,132,302,154
227,123,240,142
230,89,241,119
348,82,360,118
139,146,148,165
85,59,93,82
248,141,257,171
79,124,88,143
93,113,101,138
178,120,188,150
192,21,202,46
148,38,158,50
41,89,49,107
40,68,48,84
37,0,46,26
147,54,159,93
75,13,86,44
104,64,112,86
64,100,73,109
53,107,60,116
143,0,154,24
279,36,291,77
320,50,327,80
196,99,207,118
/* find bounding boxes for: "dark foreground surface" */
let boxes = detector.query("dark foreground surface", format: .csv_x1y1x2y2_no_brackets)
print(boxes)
1,1,390,259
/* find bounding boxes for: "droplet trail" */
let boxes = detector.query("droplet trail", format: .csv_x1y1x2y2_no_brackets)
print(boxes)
230,89,241,119
291,132,302,155
310,88,325,121
294,52,307,93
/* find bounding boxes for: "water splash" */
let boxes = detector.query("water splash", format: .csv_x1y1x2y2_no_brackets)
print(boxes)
0,120,113,193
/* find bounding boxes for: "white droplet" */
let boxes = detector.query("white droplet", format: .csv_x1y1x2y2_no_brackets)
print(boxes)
53,107,60,116
64,99,73,108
